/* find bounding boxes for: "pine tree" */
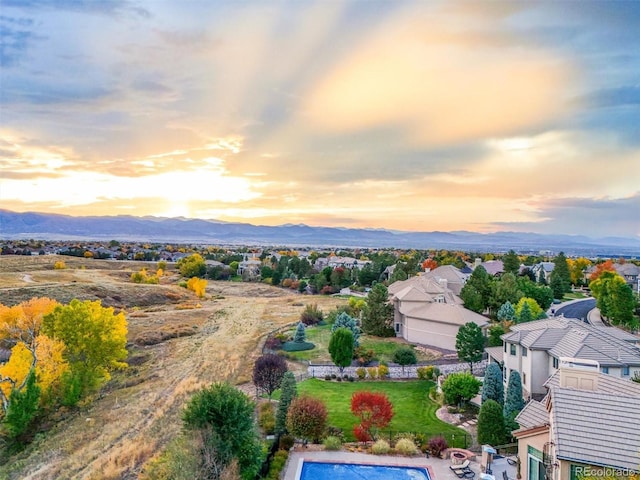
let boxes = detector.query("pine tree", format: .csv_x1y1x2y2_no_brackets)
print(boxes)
331,312,360,347
497,301,515,322
477,399,506,446
328,328,354,374
455,322,485,373
549,252,571,298
293,322,306,343
275,372,297,436
4,370,41,439
361,284,394,337
481,362,504,407
517,301,533,323
504,370,524,434
503,250,520,275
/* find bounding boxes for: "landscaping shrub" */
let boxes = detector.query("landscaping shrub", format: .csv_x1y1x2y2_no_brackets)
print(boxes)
281,341,315,352
354,346,376,366
395,438,418,455
377,364,389,378
371,439,390,455
300,304,324,325
393,432,416,445
264,336,282,350
258,402,276,435
278,434,295,451
367,367,378,379
265,450,288,480
427,436,449,457
323,435,342,451
325,425,344,441
356,367,366,380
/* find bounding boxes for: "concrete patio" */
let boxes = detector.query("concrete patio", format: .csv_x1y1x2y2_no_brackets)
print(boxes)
283,449,518,480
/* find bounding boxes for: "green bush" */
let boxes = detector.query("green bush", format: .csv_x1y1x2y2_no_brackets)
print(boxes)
356,367,367,380
258,402,276,435
417,365,439,381
278,435,295,451
281,341,315,352
371,439,391,455
394,438,418,455
323,435,342,451
266,450,288,480
377,364,389,378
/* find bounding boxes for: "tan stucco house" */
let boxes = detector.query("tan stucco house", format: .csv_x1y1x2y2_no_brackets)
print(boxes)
388,275,489,351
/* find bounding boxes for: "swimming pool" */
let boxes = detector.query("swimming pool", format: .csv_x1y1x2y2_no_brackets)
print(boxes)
298,460,431,480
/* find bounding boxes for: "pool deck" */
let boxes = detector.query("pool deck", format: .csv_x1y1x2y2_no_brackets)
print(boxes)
284,450,517,480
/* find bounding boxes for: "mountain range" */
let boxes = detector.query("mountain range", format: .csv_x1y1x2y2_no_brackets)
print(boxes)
1,209,638,255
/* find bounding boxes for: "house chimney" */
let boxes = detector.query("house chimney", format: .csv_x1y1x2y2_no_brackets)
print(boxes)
558,357,599,391
474,258,482,268
438,278,448,290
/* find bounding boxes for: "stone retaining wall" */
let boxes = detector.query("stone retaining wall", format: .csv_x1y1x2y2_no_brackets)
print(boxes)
307,360,486,379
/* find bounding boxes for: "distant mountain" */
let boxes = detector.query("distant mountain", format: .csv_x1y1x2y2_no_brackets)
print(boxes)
1,209,639,255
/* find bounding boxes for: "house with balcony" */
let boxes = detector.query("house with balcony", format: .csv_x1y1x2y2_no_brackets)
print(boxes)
486,317,640,400
388,275,488,351
513,358,640,480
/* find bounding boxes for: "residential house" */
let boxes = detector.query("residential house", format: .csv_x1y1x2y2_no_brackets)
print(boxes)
531,262,555,283
388,275,489,351
513,358,640,480
422,265,469,295
237,254,262,279
314,255,371,270
615,262,640,293
475,259,504,276
486,317,640,400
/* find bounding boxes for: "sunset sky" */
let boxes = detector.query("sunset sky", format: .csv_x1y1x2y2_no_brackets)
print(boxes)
1,0,639,238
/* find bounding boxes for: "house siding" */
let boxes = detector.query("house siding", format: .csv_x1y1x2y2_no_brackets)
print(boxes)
404,316,460,351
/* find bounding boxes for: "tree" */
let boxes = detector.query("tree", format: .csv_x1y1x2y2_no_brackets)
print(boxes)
589,259,616,282
481,362,504,407
461,266,492,313
568,257,591,286
350,391,394,441
331,312,360,347
42,299,128,399
177,253,206,278
361,283,394,337
549,252,571,298
182,382,262,480
590,271,636,327
293,322,306,343
477,399,506,446
515,297,544,322
328,328,354,374
503,250,520,275
442,372,482,407
275,372,297,436
497,301,515,323
252,354,288,400
286,396,327,444
186,277,207,298
504,370,524,433
3,370,40,439
517,301,534,323
392,346,417,375
0,297,59,349
455,322,485,373
0,342,35,413
490,273,523,314
487,323,506,347
517,277,554,311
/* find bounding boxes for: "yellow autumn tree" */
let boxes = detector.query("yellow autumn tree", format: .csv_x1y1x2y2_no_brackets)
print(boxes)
0,342,35,412
187,277,207,298
0,297,59,348
42,299,128,399
34,335,69,405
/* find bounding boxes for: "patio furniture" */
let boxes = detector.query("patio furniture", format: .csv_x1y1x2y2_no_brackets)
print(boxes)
450,460,475,479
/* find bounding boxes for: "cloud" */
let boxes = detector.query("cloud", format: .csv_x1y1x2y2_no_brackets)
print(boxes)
0,16,40,67
494,194,640,238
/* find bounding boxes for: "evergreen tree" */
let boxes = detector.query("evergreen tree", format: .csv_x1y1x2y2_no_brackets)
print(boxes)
490,273,523,314
504,370,524,434
487,323,506,347
392,345,417,375
328,328,354,374
477,399,506,446
275,372,297,436
331,312,361,347
497,301,515,322
517,301,533,323
481,362,504,407
549,252,571,298
361,284,394,337
293,322,306,343
503,250,520,275
455,322,485,373
461,266,492,313
4,370,41,439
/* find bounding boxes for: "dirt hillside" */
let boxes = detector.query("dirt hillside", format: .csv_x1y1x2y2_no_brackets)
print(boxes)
0,256,347,479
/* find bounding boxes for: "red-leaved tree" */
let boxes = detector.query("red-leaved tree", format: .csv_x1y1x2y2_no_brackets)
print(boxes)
351,391,394,442
286,396,327,445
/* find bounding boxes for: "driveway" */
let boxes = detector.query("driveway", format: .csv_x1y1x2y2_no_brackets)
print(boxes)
552,298,596,323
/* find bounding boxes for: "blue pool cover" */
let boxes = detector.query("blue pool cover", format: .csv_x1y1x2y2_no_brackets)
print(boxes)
299,461,431,480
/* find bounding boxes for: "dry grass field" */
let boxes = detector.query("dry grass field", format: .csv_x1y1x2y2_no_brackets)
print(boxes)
0,255,348,479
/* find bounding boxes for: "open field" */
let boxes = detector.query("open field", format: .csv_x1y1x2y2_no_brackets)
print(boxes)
0,255,348,480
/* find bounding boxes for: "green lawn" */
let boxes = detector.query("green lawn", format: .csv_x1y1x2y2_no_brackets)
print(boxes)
283,324,439,363
291,378,467,445
562,292,588,300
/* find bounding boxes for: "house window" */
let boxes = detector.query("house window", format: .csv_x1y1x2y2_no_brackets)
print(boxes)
552,357,559,369
395,323,400,333
623,366,630,376
523,372,527,385
602,366,609,374
522,346,528,357
504,343,507,353
510,344,516,356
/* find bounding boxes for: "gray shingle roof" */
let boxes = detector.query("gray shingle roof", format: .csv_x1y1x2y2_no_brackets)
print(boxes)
544,369,640,396
550,387,640,470
514,399,548,429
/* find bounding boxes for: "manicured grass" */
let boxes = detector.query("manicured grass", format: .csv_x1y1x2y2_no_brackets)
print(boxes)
282,324,438,363
563,292,588,300
293,379,466,444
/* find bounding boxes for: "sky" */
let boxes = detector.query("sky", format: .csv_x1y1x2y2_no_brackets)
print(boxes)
1,0,639,239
